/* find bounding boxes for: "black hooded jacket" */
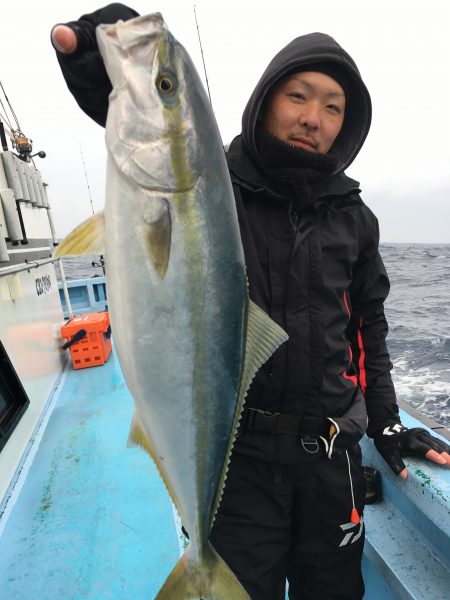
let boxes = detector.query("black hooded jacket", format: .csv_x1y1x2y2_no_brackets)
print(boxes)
228,32,400,462
54,10,401,464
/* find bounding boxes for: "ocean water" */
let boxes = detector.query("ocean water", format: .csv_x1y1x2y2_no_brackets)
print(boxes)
381,244,450,428
55,255,106,281
56,244,450,428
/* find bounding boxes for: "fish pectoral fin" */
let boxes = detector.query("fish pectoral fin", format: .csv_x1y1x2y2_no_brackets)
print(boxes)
54,212,105,257
128,410,185,522
142,198,171,279
210,300,288,525
156,542,251,600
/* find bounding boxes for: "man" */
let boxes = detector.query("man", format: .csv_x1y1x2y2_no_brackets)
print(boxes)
52,5,450,599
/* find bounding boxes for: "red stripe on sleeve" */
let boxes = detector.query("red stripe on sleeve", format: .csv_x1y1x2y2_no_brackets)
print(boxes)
343,292,357,386
357,317,367,395
343,347,358,386
343,291,351,316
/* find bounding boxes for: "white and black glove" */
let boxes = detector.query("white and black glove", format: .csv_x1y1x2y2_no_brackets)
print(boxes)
374,423,450,477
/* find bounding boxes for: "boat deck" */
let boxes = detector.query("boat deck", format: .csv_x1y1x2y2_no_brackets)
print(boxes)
1,345,450,599
0,349,181,599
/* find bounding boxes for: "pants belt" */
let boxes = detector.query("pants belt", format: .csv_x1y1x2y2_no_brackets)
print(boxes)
241,407,330,438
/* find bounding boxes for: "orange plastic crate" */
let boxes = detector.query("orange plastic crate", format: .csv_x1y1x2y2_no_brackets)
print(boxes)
61,312,112,370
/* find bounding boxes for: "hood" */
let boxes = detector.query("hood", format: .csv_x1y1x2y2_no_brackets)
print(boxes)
241,32,372,176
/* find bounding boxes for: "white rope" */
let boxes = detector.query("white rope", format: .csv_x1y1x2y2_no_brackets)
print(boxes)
346,450,356,509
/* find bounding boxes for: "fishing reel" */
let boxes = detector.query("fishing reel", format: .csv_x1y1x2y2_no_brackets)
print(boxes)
11,130,32,158
11,130,46,161
91,254,106,275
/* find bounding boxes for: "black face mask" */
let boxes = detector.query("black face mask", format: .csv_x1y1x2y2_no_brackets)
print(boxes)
255,125,338,212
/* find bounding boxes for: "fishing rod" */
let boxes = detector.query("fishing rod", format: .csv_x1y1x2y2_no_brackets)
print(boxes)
79,143,105,275
193,7,233,153
0,81,46,160
79,143,96,217
193,5,213,108
0,83,72,316
0,80,22,133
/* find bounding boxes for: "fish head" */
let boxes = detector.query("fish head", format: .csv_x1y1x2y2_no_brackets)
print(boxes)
97,14,206,193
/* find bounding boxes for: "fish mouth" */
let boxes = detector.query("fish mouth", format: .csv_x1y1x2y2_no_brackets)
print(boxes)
102,13,165,52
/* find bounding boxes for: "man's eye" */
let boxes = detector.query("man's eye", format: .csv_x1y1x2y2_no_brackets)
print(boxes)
288,92,305,101
328,104,341,113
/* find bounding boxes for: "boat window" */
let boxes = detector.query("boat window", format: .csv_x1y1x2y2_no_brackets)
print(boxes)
0,341,29,452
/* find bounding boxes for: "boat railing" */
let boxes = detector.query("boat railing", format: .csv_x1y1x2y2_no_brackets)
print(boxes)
58,276,107,318
0,256,59,277
361,404,450,599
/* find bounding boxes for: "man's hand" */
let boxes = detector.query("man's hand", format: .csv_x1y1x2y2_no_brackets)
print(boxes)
50,4,139,55
50,4,139,126
373,424,450,479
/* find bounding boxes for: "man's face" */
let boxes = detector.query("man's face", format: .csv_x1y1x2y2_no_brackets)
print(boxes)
262,71,345,154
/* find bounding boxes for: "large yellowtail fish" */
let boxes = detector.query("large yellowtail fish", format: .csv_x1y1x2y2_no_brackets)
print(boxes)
56,12,287,600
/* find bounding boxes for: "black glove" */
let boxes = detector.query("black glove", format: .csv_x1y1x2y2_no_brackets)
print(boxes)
51,3,140,126
374,423,450,475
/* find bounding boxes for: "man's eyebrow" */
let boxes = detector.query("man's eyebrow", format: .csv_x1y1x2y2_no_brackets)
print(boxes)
326,91,346,98
288,77,345,98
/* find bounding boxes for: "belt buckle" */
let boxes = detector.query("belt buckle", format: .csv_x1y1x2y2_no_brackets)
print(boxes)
300,437,319,454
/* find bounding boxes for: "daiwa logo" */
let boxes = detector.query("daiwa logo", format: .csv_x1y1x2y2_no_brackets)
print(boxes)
382,424,404,436
339,517,364,547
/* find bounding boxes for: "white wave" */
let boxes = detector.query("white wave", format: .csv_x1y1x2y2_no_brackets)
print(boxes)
392,365,450,410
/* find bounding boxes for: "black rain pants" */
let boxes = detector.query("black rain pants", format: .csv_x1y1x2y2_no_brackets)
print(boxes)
209,446,366,600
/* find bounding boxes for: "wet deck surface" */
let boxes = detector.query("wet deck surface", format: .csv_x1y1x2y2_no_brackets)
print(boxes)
0,350,180,599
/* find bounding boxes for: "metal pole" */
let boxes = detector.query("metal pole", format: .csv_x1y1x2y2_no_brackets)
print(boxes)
0,120,8,151
44,194,58,247
43,188,73,319
58,259,73,320
0,256,58,276
0,256,73,319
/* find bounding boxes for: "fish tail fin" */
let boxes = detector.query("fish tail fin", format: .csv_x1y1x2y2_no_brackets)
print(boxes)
156,542,250,600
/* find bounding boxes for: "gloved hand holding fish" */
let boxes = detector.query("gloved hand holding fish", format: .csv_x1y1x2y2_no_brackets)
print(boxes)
55,11,288,600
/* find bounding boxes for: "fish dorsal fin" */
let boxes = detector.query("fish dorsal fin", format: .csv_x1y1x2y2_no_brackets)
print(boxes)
128,410,185,523
210,299,288,526
54,212,105,257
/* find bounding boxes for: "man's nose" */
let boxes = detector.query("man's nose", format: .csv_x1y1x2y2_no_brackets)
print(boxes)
299,104,320,129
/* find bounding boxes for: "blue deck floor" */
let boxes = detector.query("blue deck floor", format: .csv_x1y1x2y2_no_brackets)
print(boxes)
2,347,449,599
0,350,180,600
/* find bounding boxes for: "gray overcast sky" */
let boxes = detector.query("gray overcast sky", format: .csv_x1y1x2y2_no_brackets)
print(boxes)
1,0,449,241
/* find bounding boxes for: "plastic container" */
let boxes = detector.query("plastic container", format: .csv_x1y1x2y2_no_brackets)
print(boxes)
61,312,112,369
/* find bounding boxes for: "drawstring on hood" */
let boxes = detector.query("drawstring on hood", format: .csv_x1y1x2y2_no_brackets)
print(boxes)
241,32,372,177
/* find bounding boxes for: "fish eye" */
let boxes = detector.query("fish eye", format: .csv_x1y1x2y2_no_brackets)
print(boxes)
157,75,176,94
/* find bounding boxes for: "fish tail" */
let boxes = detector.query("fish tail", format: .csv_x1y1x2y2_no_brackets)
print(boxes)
156,542,250,600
